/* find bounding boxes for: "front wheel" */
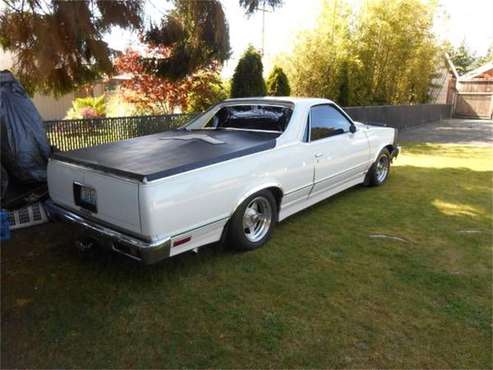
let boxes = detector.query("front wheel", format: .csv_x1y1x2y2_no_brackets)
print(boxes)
365,149,391,186
227,190,277,251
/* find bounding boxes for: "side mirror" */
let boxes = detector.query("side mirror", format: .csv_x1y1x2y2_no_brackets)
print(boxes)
349,125,357,133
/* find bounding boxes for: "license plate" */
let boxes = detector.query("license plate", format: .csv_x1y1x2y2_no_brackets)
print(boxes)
81,186,97,205
74,183,97,212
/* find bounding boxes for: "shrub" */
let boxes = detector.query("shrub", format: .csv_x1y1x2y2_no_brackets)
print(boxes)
230,46,266,98
65,95,106,119
105,92,139,117
266,66,290,96
186,70,229,112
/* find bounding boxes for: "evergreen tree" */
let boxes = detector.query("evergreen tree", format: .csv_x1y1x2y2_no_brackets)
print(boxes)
0,0,282,96
266,66,291,96
468,43,493,71
0,0,143,96
230,46,266,98
446,42,477,75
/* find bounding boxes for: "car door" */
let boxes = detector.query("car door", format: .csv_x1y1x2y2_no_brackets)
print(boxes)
307,104,370,197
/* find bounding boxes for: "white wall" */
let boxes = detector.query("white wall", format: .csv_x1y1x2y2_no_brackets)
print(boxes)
0,50,15,70
31,93,76,121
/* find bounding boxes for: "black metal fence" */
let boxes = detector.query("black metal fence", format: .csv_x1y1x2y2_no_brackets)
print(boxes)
44,113,196,152
44,104,453,152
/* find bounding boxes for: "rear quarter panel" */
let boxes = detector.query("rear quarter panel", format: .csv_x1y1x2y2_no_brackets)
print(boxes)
138,143,313,240
363,126,396,161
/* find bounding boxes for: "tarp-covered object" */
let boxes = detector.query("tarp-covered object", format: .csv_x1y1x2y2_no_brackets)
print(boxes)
1,164,8,199
0,70,50,183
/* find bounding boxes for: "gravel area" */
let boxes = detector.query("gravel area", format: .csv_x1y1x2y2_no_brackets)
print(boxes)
398,118,493,145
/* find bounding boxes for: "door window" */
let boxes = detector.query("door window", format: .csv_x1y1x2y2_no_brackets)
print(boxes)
309,105,352,141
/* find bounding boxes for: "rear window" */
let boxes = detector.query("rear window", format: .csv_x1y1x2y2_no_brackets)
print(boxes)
204,105,293,132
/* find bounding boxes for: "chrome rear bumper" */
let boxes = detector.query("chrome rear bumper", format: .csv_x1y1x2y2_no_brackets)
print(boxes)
44,200,170,264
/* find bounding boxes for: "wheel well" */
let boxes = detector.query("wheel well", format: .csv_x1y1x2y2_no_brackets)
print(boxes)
384,144,395,153
222,186,284,241
266,186,283,211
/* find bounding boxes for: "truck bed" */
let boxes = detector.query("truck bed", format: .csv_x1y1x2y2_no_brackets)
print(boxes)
51,129,279,182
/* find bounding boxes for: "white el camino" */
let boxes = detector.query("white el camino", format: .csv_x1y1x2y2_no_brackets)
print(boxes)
46,97,400,264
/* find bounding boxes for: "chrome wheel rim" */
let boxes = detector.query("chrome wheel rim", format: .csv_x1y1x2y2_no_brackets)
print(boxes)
376,155,389,183
242,196,272,243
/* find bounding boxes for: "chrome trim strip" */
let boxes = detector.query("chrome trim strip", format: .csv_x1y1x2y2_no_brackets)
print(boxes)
314,163,368,186
285,183,313,196
310,171,364,197
170,216,230,238
285,163,368,197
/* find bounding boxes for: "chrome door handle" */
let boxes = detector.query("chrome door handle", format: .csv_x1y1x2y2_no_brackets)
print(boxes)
315,153,323,158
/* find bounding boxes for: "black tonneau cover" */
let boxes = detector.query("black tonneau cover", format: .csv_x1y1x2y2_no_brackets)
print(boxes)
51,129,279,182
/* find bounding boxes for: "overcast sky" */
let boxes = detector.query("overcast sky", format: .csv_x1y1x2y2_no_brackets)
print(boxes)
105,0,493,78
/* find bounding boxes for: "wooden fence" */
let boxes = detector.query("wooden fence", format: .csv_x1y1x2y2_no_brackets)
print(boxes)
454,93,493,119
454,78,493,119
44,114,196,151
344,104,452,129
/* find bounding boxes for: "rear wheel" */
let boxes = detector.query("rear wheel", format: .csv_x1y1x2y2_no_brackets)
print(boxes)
228,190,277,251
365,149,391,186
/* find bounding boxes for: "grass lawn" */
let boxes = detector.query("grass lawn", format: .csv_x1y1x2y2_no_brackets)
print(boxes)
2,142,492,368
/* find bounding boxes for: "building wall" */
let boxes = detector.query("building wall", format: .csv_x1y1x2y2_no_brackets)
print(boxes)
434,72,457,104
31,83,105,120
1,50,105,120
429,64,451,104
31,93,76,120
0,50,15,70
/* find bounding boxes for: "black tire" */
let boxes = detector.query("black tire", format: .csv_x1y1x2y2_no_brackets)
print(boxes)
227,190,277,251
365,148,391,187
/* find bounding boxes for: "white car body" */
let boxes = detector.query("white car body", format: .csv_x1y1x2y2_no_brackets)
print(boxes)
46,97,399,263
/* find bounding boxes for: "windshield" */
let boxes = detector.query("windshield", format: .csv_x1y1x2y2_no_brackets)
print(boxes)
194,104,293,132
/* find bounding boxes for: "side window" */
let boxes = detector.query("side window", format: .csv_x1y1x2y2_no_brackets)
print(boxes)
309,105,352,141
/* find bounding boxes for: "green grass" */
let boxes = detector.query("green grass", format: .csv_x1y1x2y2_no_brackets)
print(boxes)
2,143,492,368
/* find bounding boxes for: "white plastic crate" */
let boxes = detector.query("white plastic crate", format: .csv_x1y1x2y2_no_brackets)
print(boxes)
8,202,48,230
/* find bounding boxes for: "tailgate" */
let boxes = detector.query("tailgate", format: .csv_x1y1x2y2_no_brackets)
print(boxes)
47,159,141,234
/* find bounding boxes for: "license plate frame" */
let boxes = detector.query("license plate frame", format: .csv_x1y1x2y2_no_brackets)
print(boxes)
73,183,97,213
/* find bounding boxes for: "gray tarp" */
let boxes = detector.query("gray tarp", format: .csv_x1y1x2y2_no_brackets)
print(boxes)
0,70,50,183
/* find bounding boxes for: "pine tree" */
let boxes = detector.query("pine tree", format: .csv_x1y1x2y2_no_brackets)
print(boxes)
0,1,143,96
0,0,282,96
230,46,266,98
266,66,291,96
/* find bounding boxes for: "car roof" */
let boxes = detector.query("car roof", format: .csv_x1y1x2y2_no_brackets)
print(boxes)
224,96,335,106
